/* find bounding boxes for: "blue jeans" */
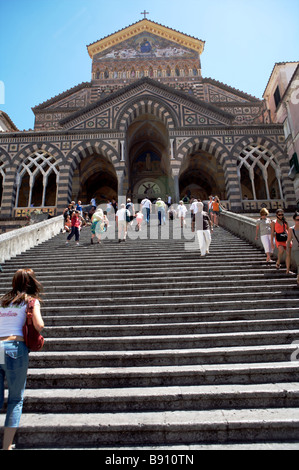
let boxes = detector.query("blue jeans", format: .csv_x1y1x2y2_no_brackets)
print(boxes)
0,341,29,428
143,208,150,223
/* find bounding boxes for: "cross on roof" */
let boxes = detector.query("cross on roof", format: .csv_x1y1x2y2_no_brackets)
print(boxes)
141,10,149,19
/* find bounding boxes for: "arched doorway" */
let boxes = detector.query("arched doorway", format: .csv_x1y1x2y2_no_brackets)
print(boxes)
127,115,171,202
72,153,118,205
179,149,227,201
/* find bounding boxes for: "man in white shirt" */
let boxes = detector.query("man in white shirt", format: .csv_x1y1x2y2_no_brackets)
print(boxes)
141,197,152,224
177,201,187,227
190,199,198,232
116,204,130,242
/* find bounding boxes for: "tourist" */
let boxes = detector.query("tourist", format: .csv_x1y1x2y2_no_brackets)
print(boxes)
103,211,109,232
166,195,172,208
208,196,214,219
135,211,144,231
287,211,299,285
195,201,213,256
76,200,83,216
190,198,199,232
126,199,135,227
168,205,177,221
177,200,187,227
255,208,274,263
182,193,190,204
156,198,166,225
116,203,130,242
111,198,118,215
91,207,105,245
106,200,113,219
141,197,152,224
271,209,292,273
0,268,44,450
63,215,72,233
66,210,83,246
212,196,222,227
63,203,74,221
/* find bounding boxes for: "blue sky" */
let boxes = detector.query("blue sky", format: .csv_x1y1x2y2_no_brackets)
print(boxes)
0,0,298,130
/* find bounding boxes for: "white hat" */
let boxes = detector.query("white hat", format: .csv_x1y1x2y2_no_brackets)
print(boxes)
197,202,204,212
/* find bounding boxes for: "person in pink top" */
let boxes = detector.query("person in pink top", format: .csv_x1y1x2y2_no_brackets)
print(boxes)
66,210,83,246
135,211,144,231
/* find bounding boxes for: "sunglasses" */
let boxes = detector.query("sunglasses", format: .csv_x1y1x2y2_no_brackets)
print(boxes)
277,213,284,216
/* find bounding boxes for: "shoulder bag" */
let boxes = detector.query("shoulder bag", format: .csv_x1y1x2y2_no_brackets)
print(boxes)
22,298,44,352
276,223,288,242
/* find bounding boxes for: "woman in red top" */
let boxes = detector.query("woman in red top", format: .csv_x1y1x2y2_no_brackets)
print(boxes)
271,209,292,273
66,210,82,246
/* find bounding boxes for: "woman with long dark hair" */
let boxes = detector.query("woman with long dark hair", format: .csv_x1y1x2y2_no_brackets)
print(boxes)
0,269,44,450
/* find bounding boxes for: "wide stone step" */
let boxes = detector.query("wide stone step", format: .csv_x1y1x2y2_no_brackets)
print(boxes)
40,297,299,315
41,290,298,309
3,408,299,448
43,317,299,338
28,344,297,368
40,329,299,352
0,277,294,295
0,271,288,289
6,245,261,260
42,307,299,325
25,362,299,389
21,383,299,413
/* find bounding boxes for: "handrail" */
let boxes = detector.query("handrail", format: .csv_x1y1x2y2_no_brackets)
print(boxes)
0,215,63,264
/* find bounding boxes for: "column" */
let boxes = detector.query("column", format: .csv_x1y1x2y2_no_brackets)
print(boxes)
170,139,174,160
116,169,126,206
0,170,16,217
225,163,243,212
171,168,180,203
120,141,125,162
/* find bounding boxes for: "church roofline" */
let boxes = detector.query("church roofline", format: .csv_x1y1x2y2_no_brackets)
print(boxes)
203,77,261,102
86,19,205,59
0,110,19,131
32,82,92,112
59,76,233,126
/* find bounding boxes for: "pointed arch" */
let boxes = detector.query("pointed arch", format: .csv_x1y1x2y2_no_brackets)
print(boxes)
117,95,178,132
231,136,295,205
176,136,239,207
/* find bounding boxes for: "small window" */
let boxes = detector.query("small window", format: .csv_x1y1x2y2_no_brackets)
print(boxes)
274,85,281,108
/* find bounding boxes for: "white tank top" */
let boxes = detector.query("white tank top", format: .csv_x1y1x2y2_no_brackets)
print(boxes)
0,302,28,337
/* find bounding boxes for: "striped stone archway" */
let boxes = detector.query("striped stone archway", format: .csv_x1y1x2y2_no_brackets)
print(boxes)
176,136,241,209
116,95,178,132
57,140,121,211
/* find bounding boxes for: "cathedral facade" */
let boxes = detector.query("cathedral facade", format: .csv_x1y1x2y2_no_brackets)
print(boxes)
0,19,296,218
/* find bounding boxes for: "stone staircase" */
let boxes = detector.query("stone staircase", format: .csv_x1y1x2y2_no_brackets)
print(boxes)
1,220,299,449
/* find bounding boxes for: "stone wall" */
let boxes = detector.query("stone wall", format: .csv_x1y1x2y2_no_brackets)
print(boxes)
219,210,297,270
0,215,63,264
